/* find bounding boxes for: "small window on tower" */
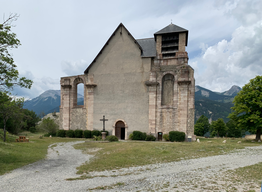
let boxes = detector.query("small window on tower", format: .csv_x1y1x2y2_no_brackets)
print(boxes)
161,34,179,58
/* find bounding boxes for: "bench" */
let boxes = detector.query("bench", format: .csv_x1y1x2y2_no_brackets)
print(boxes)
16,136,29,142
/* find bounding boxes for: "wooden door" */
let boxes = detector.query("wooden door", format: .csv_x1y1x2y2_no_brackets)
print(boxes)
115,121,125,140
158,132,163,141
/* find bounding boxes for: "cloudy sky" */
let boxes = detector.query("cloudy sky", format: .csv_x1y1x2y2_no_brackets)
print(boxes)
1,0,262,99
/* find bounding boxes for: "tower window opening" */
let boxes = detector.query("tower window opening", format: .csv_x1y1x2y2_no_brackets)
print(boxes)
161,34,179,58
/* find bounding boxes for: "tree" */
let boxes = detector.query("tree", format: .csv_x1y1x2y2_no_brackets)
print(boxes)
226,119,242,138
210,118,227,137
21,109,40,131
0,14,33,91
228,76,262,140
194,115,210,136
194,123,204,136
0,92,24,141
36,117,58,135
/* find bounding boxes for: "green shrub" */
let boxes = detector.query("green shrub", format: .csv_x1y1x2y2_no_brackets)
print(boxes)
100,130,109,136
83,130,92,138
133,131,147,140
0,129,17,142
128,133,133,140
106,135,119,142
145,135,156,141
29,127,36,133
36,117,58,135
66,130,75,138
56,130,66,137
93,135,102,141
169,131,185,142
92,130,101,137
142,132,147,140
163,134,169,141
74,129,83,138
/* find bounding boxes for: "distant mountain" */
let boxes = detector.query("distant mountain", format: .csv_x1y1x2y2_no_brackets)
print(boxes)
195,99,234,123
195,85,241,122
46,100,84,114
195,85,240,103
24,85,242,122
221,85,241,97
23,90,83,116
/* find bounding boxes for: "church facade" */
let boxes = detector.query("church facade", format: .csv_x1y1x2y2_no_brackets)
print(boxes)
59,23,195,141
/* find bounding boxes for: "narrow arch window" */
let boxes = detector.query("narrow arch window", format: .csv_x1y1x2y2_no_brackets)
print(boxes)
77,83,84,105
161,74,174,105
73,77,84,107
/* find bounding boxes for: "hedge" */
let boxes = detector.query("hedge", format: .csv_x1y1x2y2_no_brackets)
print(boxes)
92,130,101,137
83,130,92,138
74,129,83,138
169,131,185,142
145,135,156,141
163,134,169,141
56,130,66,137
133,131,147,140
66,130,75,138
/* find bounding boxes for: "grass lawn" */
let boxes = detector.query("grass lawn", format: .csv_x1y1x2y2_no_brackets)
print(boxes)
225,162,262,188
74,138,262,174
1,132,262,186
0,131,86,175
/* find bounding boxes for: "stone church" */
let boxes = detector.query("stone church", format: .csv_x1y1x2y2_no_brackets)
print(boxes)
59,23,195,141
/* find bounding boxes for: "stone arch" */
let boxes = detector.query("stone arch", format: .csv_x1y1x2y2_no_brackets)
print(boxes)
161,73,174,106
112,119,128,140
73,76,85,107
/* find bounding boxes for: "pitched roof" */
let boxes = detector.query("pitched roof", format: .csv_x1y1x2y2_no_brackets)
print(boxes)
136,38,156,57
154,23,188,46
154,23,188,35
84,23,143,74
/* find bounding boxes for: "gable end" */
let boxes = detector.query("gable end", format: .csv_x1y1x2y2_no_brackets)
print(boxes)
84,23,143,74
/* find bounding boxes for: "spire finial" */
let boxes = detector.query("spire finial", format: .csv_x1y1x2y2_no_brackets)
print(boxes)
171,19,172,24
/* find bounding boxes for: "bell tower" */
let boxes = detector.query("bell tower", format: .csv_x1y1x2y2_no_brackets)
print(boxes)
154,23,188,62
147,23,195,141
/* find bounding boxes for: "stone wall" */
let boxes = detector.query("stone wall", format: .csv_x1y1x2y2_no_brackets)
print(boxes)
59,25,195,140
87,26,151,138
60,74,89,130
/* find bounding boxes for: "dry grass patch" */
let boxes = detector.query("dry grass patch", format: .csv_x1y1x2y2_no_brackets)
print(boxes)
0,131,86,175
74,138,262,174
225,162,262,188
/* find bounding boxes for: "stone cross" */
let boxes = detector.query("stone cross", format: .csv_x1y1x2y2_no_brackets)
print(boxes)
100,115,108,131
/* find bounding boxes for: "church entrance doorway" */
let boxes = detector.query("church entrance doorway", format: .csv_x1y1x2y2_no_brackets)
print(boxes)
115,121,125,140
158,132,163,141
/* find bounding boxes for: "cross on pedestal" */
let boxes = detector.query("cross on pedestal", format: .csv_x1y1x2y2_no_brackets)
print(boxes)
100,115,108,131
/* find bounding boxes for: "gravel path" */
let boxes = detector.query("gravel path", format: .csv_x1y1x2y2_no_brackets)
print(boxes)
1,141,262,192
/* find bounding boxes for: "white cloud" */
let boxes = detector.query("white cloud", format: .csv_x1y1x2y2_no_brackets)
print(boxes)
19,70,34,80
2,0,262,98
61,60,88,76
192,19,262,92
12,76,60,99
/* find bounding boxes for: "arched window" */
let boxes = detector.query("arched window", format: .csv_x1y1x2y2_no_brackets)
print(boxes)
73,77,84,107
77,83,84,105
161,74,174,105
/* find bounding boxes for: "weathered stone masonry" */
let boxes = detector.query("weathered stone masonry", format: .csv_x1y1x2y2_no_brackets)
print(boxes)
59,23,195,141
